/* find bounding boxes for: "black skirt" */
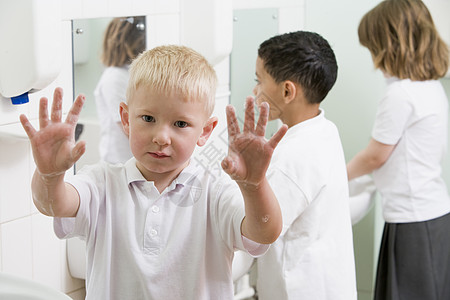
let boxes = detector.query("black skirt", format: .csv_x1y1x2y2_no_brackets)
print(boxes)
374,212,450,300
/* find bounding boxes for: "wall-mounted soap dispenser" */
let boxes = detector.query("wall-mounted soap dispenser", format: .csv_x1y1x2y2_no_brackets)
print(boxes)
0,0,62,105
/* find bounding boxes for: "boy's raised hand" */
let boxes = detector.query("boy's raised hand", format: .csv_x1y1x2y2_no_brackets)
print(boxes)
20,87,86,177
222,96,288,186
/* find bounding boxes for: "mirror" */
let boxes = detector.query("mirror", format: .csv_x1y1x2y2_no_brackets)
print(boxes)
72,16,146,170
230,8,280,139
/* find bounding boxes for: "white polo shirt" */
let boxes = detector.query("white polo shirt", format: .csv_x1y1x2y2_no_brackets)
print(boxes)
372,77,450,223
55,158,268,300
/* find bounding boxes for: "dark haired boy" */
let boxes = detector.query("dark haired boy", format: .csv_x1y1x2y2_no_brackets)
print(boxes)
253,31,357,300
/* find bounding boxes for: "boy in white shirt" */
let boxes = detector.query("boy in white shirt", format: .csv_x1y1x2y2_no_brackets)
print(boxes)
19,45,288,299
253,31,357,299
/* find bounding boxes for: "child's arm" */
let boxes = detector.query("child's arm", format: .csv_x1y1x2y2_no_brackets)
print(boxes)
20,87,86,217
221,97,288,244
346,138,395,180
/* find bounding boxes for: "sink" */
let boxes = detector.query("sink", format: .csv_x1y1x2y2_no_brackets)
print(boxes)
232,250,254,282
348,175,377,225
0,272,71,300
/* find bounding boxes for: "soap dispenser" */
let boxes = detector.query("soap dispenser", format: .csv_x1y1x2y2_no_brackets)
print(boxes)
0,0,62,105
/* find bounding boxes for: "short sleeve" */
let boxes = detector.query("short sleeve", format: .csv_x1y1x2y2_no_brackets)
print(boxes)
54,166,103,240
213,176,272,257
212,177,245,246
241,235,270,257
372,87,413,145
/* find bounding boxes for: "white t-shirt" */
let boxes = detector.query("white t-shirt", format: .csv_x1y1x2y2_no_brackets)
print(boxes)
94,66,133,164
372,77,450,223
256,110,357,300
54,158,268,300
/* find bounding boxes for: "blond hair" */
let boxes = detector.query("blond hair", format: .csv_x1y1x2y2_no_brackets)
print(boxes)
127,45,217,115
101,16,146,67
358,0,449,80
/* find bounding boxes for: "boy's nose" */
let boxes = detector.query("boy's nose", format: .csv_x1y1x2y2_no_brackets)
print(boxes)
252,86,258,97
253,88,262,106
152,128,171,146
252,87,262,105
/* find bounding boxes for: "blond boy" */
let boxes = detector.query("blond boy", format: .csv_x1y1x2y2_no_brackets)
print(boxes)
20,45,287,299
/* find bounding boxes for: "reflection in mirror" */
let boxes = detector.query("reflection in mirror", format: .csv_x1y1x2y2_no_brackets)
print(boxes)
73,16,146,170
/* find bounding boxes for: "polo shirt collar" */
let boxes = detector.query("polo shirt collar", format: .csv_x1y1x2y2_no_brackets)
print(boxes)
124,157,202,189
286,108,325,136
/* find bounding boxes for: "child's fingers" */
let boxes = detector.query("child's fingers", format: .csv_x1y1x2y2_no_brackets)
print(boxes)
39,97,49,129
66,94,85,126
255,102,269,136
221,156,237,178
243,97,255,133
50,87,64,123
71,140,86,162
19,114,37,139
267,124,288,149
226,105,240,139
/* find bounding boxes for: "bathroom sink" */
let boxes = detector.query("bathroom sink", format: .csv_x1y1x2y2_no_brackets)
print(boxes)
348,175,377,225
232,250,254,282
0,272,71,300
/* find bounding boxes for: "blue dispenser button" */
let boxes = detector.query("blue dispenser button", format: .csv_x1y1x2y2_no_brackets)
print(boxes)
11,92,29,105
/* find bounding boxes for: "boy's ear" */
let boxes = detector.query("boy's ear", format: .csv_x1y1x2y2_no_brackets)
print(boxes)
283,80,297,104
197,116,218,146
119,102,130,137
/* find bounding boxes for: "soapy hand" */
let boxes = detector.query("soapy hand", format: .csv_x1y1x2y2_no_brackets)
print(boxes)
221,96,288,186
20,87,86,178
